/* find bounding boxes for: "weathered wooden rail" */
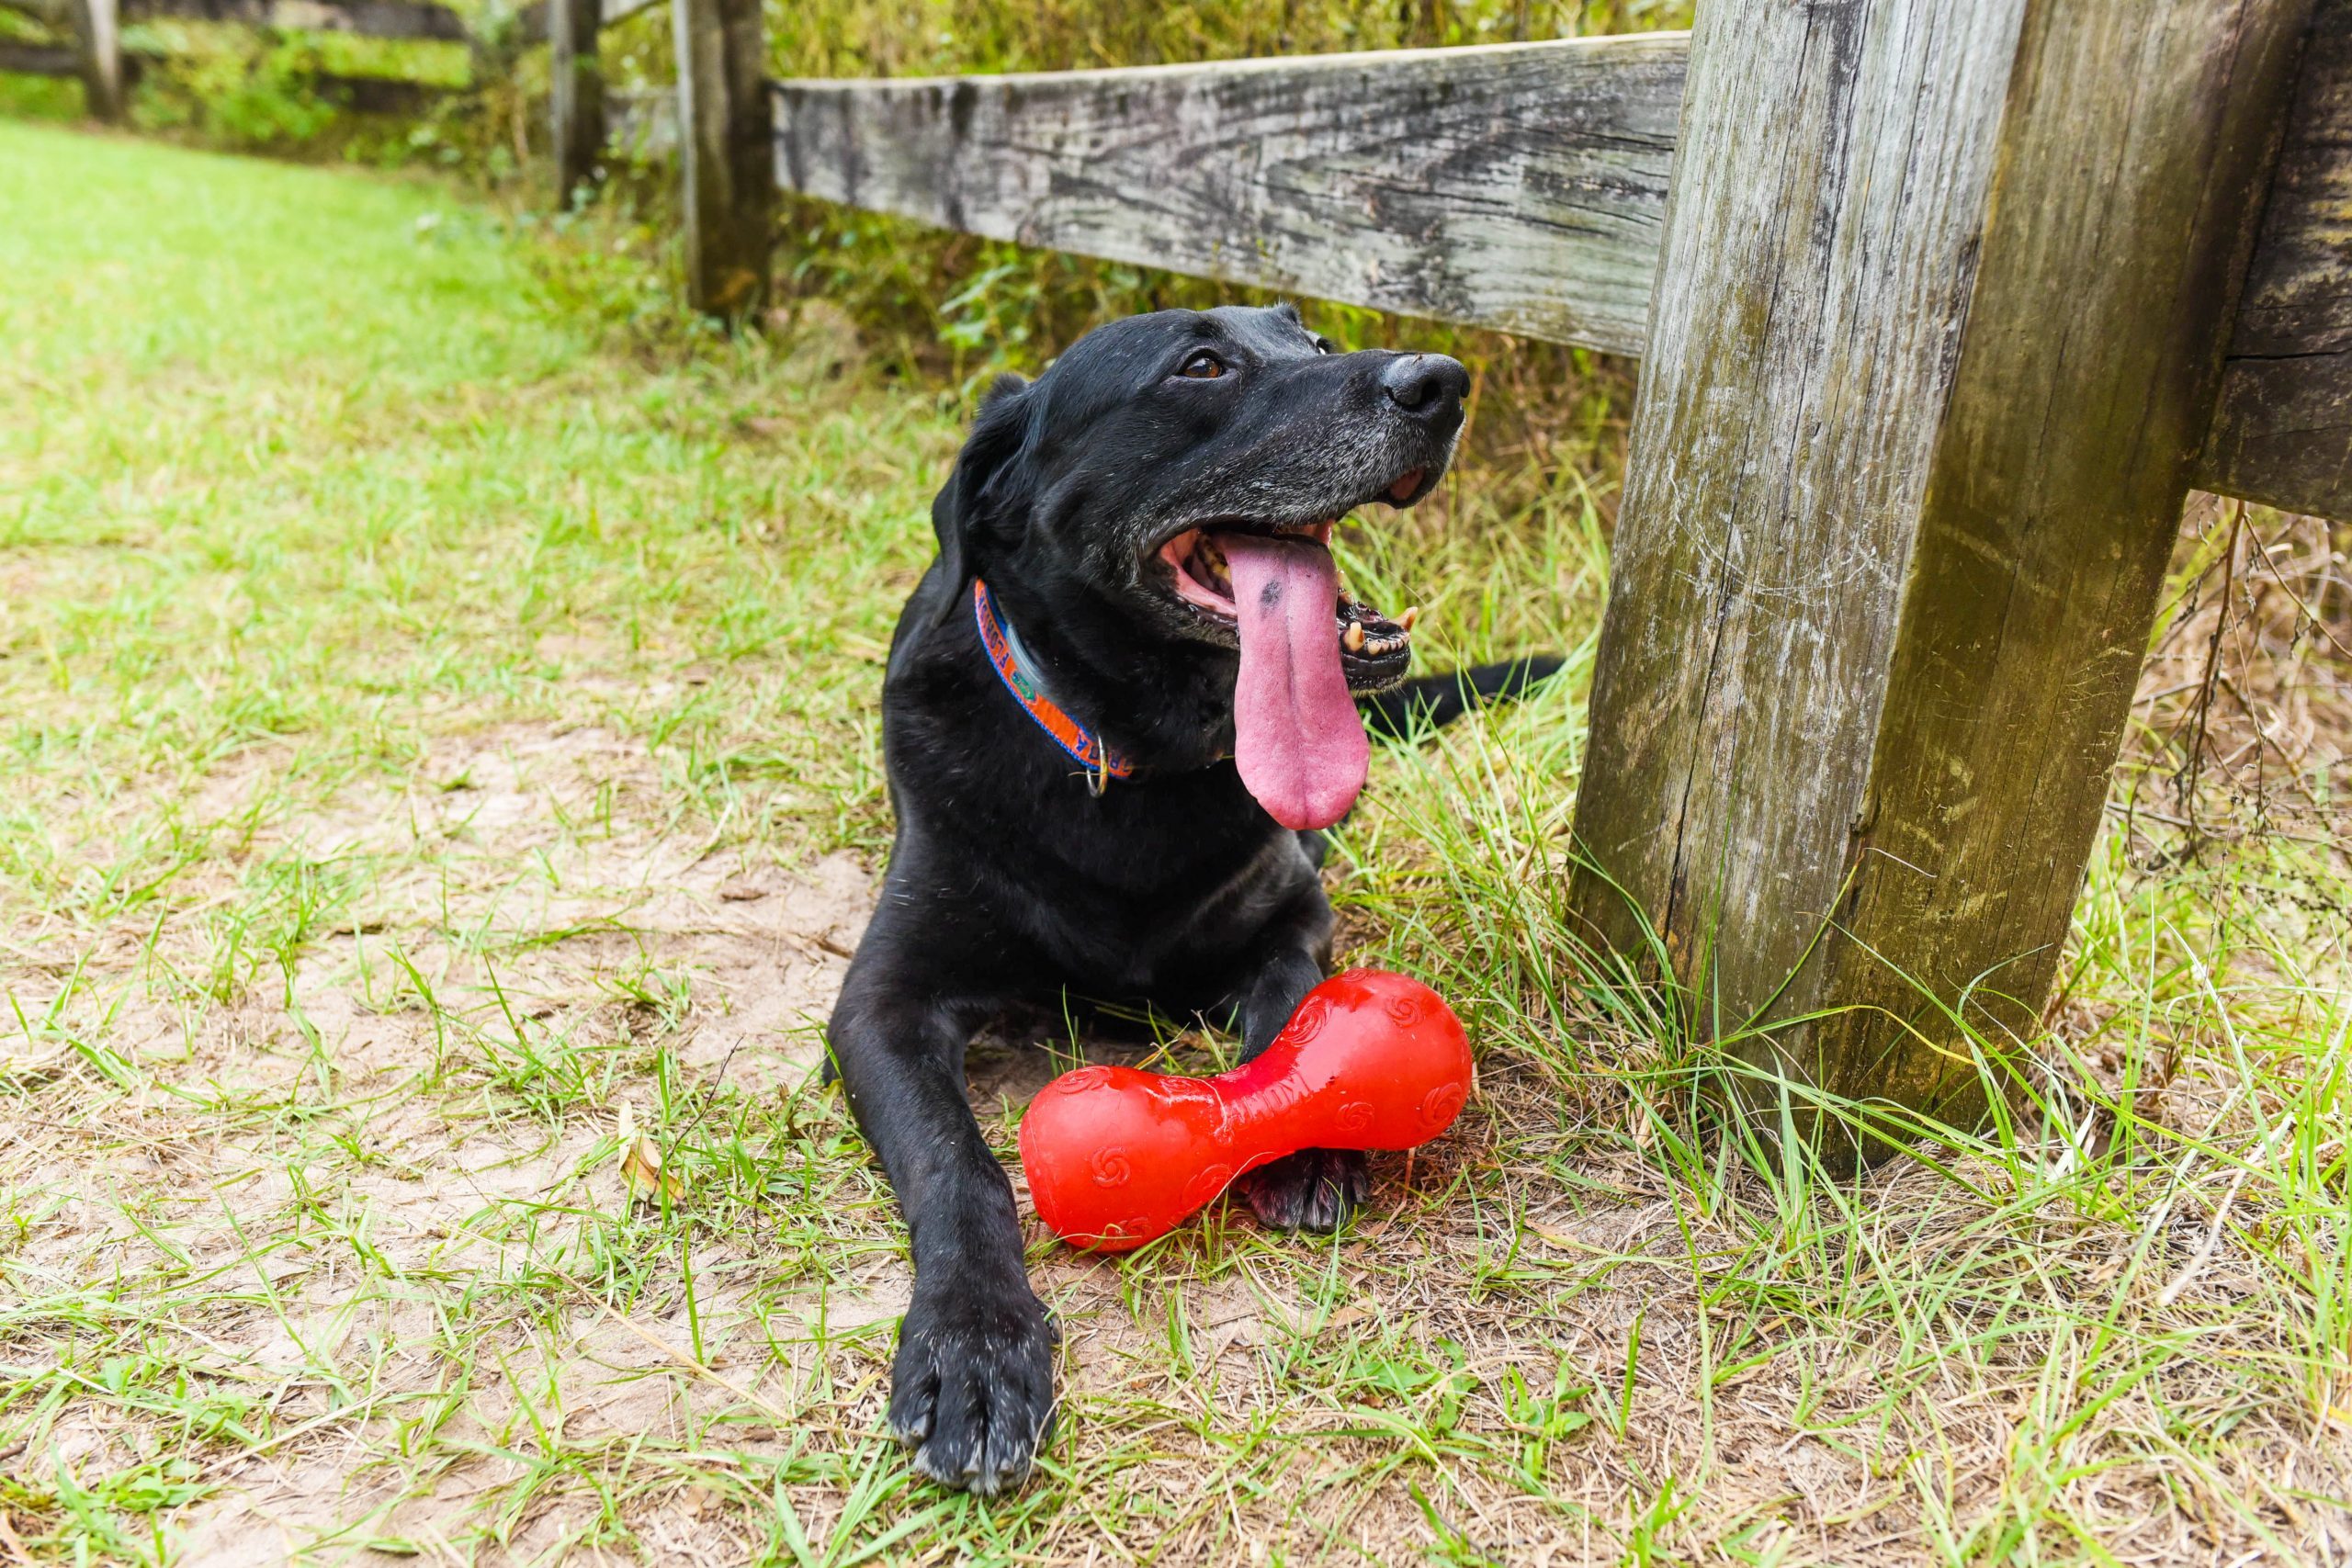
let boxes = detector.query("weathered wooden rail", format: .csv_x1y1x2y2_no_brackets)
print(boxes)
18,0,2351,1141
120,0,469,42
775,39,1684,358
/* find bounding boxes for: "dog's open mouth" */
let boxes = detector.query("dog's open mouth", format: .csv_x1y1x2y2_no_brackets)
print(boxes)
1147,470,1429,832
1155,519,1420,675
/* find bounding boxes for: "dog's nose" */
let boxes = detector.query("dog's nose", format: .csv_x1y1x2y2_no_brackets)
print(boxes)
1381,354,1470,419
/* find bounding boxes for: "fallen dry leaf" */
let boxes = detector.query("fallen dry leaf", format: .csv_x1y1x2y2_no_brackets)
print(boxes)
616,1102,684,1206
0,1509,31,1566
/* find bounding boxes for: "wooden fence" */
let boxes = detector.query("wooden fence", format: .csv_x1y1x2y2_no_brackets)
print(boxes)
17,0,2351,1140
2,0,657,187
776,0,2351,1140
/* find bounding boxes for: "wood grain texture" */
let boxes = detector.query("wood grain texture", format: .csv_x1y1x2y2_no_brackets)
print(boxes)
2199,0,2352,517
1570,0,2030,1042
119,0,467,41
775,36,1686,358
1568,0,2308,1138
673,0,770,317
64,0,119,118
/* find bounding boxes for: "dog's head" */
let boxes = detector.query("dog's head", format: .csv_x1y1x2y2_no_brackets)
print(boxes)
929,303,1466,828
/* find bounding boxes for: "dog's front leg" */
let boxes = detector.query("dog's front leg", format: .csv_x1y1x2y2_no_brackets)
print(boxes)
1230,892,1372,1234
829,951,1054,1495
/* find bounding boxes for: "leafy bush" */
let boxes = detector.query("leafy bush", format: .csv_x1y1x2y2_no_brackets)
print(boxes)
775,0,1690,77
125,21,341,147
0,70,80,121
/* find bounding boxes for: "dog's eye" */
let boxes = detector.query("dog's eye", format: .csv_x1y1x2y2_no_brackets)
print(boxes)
1175,352,1227,380
1314,337,1335,355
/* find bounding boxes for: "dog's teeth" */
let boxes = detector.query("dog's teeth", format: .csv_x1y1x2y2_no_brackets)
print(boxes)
1399,605,1420,632
1343,621,1366,653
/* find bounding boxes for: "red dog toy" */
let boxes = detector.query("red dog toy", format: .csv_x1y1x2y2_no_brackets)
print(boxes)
1017,970,1472,1251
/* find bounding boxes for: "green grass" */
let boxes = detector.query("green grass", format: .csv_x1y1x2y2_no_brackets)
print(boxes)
3,118,2348,1566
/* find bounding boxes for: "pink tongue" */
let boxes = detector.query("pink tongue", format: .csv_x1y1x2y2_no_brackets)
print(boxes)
1221,534,1367,830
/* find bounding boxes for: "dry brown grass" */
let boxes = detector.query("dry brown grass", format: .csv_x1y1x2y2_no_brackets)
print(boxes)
2121,499,2352,866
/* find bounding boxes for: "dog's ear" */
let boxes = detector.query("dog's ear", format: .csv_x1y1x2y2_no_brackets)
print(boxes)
926,371,1031,626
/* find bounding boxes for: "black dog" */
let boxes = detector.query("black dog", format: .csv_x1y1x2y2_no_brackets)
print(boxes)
827,303,1551,1493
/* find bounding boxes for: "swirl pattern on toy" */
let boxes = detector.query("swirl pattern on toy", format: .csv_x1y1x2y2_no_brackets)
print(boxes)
1017,970,1473,1251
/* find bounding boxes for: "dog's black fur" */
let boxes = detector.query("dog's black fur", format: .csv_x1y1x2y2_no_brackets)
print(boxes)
828,304,1555,1494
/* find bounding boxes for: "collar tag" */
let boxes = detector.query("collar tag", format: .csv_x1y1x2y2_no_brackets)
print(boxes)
973,578,1136,787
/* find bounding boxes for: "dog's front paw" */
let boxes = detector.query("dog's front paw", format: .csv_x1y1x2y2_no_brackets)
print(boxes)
1240,1147,1369,1232
888,1273,1057,1495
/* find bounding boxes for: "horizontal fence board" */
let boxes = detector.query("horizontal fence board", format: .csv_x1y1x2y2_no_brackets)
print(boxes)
2199,0,2352,517
121,0,468,41
775,34,1687,357
607,82,676,153
14,0,663,48
0,40,78,71
518,0,667,50
315,67,455,109
0,44,453,103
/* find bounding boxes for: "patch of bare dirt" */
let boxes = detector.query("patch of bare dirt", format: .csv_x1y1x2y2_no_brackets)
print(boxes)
2,718,904,1561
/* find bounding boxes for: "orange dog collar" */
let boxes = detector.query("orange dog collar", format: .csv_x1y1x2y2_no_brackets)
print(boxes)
973,578,1136,794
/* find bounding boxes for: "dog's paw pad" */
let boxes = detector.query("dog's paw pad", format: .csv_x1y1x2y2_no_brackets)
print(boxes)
888,1278,1056,1495
1240,1147,1369,1233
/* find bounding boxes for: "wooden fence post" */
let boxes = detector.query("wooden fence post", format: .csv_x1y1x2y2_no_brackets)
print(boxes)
672,0,771,320
1566,0,2312,1142
548,0,604,207
63,0,121,120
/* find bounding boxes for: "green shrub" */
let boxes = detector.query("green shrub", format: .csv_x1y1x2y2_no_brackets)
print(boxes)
125,21,340,146
775,0,1690,77
0,71,81,121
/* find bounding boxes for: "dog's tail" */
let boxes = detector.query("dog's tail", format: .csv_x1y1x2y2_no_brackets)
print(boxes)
1357,656,1566,739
